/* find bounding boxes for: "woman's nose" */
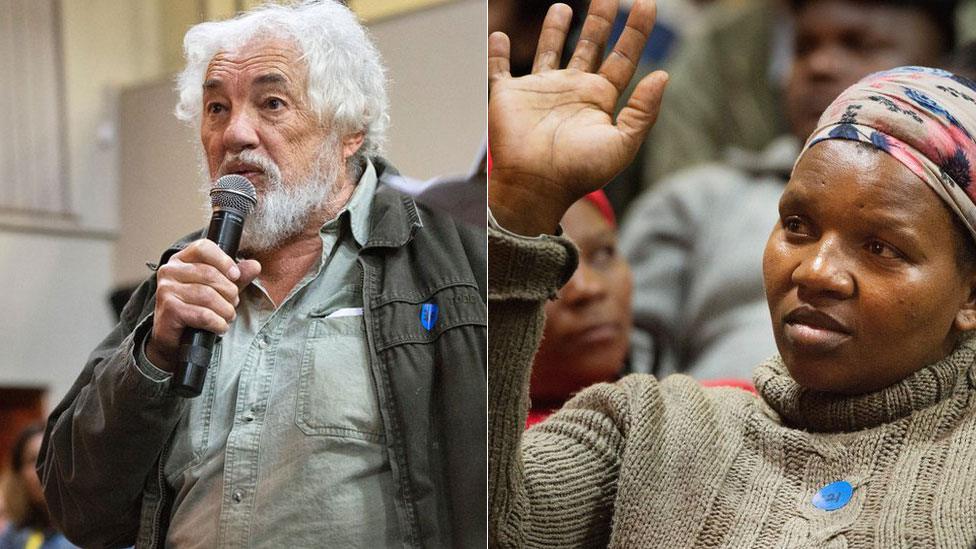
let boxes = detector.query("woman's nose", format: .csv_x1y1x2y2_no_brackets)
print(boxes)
560,261,608,305
791,237,855,299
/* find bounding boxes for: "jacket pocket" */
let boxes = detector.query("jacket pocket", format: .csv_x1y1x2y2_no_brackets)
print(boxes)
369,282,487,351
294,314,384,442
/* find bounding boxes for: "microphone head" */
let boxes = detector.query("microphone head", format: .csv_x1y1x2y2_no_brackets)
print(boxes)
210,174,257,215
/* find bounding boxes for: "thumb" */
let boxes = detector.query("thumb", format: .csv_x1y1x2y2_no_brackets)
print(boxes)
616,70,669,146
236,259,262,290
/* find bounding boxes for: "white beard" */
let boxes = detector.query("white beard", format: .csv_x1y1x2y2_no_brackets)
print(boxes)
201,143,343,255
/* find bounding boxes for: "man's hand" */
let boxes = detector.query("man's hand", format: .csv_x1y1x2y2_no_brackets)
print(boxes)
488,0,668,235
146,239,261,372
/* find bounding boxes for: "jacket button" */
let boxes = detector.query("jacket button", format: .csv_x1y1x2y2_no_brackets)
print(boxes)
232,489,244,503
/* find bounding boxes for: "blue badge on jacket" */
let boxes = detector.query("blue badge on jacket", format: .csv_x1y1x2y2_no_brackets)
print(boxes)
420,302,438,331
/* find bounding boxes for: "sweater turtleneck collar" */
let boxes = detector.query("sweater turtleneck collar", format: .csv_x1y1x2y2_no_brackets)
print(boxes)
753,335,976,432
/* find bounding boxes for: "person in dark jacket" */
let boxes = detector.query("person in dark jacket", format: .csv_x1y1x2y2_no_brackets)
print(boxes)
37,2,485,547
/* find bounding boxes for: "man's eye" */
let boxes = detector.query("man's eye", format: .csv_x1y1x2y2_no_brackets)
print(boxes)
266,98,284,110
207,103,226,114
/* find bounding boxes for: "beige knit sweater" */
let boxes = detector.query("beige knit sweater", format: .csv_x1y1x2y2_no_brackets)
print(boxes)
488,226,976,548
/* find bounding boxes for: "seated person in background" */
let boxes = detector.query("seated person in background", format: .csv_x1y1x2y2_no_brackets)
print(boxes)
625,0,959,202
0,425,76,549
608,0,790,208
488,0,976,545
621,0,958,382
525,191,652,426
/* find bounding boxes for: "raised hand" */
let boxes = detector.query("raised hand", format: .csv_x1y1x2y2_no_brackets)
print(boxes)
488,0,668,235
146,239,261,371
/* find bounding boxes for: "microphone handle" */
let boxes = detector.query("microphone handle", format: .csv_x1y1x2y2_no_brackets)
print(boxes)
171,209,246,398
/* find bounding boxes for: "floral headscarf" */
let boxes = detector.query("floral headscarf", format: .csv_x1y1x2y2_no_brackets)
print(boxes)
798,66,976,240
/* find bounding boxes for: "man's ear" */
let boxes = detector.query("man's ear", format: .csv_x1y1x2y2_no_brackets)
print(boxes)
342,132,365,161
954,278,976,331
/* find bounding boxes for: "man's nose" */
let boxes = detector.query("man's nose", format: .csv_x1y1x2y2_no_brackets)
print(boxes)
791,237,856,300
222,109,260,153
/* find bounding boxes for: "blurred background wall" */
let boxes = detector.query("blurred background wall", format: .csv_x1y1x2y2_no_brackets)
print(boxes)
0,0,486,443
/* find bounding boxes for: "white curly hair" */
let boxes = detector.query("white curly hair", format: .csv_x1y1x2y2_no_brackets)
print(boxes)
175,0,389,163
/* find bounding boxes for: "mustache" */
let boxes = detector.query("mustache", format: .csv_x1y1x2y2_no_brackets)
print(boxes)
217,150,282,183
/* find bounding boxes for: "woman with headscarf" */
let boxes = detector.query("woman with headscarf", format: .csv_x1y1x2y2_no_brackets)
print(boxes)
488,0,976,545
526,190,654,427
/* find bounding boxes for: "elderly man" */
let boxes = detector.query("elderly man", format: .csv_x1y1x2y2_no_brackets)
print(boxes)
38,2,485,547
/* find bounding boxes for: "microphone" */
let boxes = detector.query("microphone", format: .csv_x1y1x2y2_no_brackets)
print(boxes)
171,174,257,398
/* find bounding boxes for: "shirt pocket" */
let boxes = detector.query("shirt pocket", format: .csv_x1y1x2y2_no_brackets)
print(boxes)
294,311,384,442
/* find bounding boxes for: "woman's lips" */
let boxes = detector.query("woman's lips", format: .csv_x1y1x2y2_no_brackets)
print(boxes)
783,306,852,353
783,322,851,352
574,322,622,345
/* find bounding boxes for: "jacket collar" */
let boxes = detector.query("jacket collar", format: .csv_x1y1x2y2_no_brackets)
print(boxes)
363,156,423,251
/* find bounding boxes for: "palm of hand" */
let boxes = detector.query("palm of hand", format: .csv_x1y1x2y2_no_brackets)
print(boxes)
489,69,634,201
487,0,667,235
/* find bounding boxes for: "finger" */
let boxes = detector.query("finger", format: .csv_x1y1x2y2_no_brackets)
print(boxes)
532,3,573,73
566,0,618,72
488,31,511,86
176,239,240,281
160,260,240,305
155,292,230,335
174,284,237,322
177,302,231,335
236,259,262,291
599,0,655,93
616,70,669,147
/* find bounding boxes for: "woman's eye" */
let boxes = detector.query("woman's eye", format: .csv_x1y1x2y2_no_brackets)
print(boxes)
589,245,616,269
783,216,808,235
266,98,284,110
866,240,902,259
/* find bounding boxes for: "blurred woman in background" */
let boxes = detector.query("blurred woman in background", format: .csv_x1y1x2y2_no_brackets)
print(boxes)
0,425,76,549
527,191,652,426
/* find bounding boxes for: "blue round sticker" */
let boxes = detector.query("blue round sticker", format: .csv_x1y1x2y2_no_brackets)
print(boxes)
812,480,853,511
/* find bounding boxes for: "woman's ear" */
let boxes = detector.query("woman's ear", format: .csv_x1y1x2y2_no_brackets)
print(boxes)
954,278,976,331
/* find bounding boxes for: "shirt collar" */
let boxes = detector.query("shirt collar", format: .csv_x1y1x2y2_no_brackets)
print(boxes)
332,158,376,247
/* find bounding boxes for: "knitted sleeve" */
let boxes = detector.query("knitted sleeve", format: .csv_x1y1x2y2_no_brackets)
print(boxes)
489,226,629,548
